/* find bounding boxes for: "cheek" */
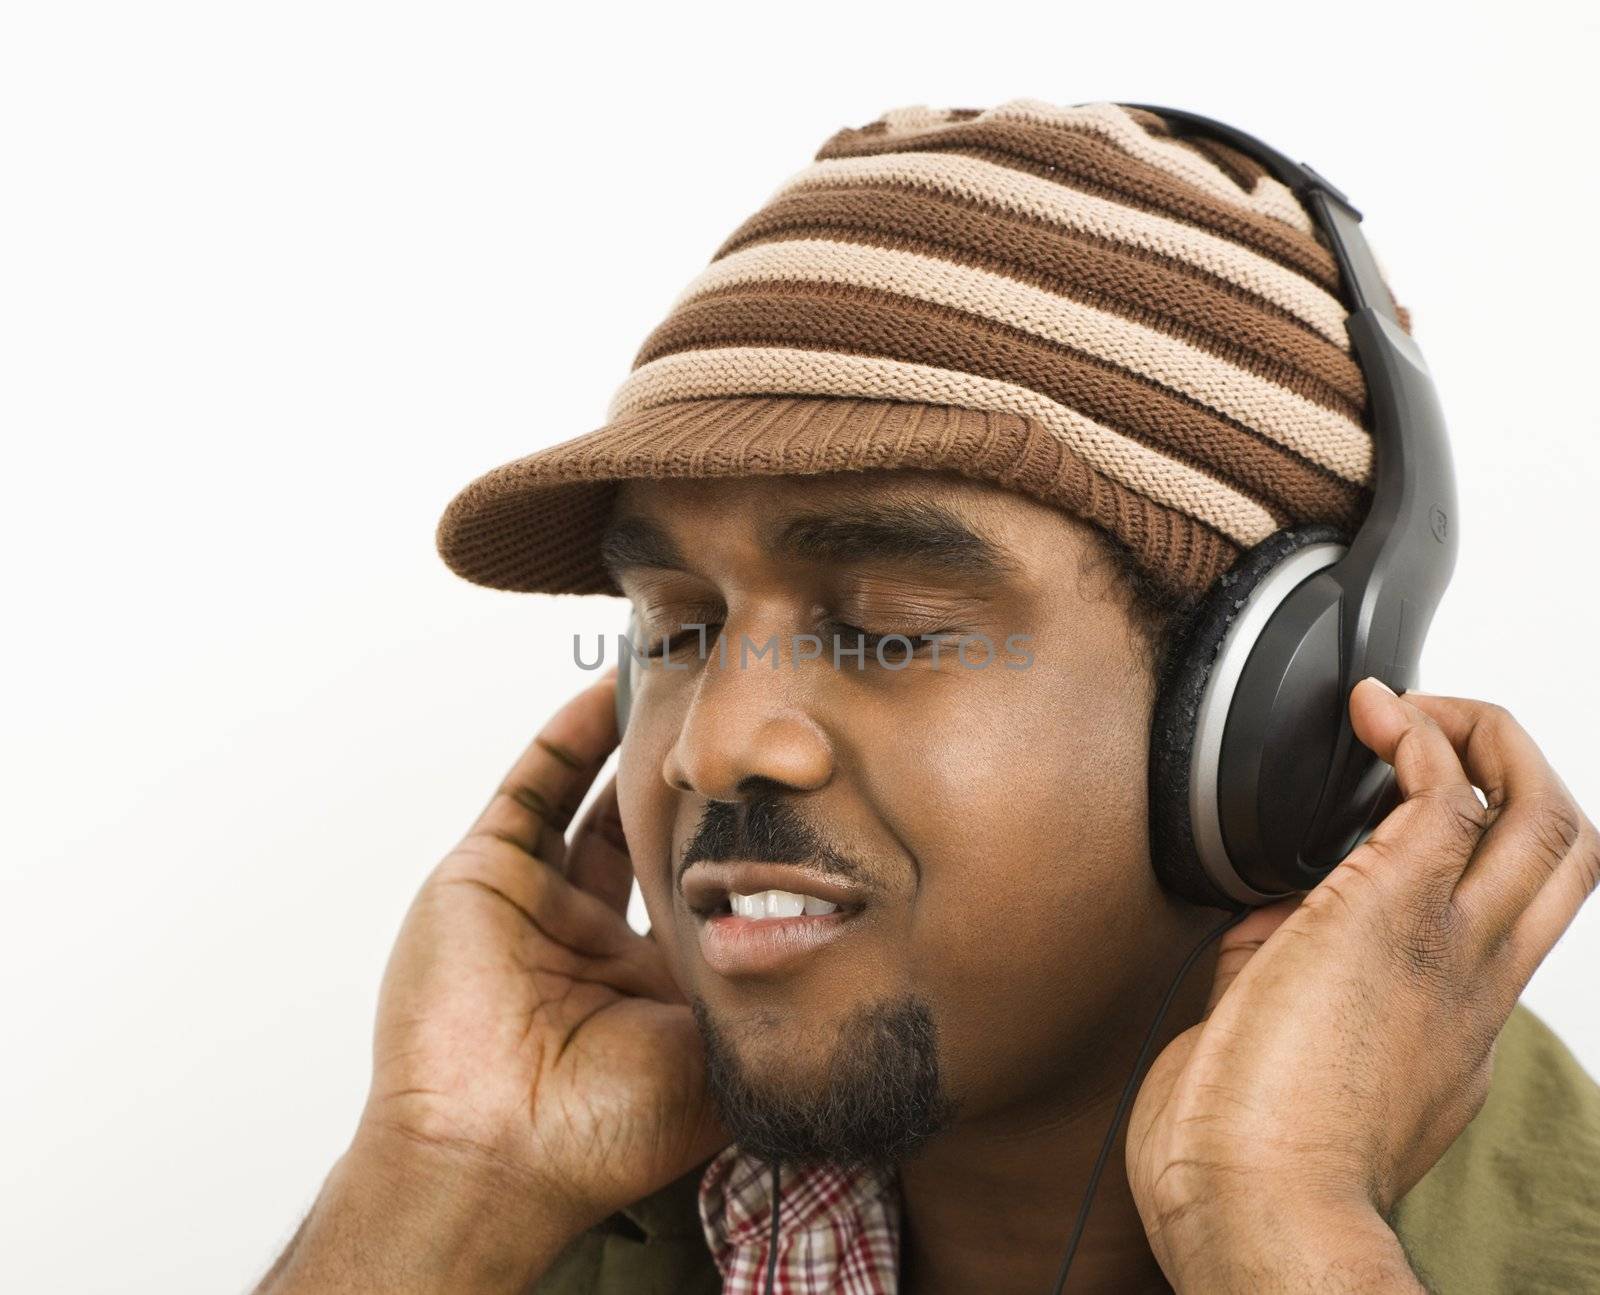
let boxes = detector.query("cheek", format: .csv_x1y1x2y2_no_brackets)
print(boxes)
866,662,1166,1105
879,658,1152,911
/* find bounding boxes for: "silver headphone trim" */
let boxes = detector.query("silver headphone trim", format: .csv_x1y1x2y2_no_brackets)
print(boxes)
1187,543,1346,906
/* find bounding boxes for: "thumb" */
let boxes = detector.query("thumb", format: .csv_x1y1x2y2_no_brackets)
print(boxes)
1202,895,1303,1018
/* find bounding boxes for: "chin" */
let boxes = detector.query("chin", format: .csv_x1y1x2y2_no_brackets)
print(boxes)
690,990,962,1171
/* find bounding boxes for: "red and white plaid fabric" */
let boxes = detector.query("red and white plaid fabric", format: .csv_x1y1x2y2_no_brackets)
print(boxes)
698,1142,901,1293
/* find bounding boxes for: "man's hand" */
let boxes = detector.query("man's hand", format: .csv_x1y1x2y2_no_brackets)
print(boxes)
256,669,731,1293
1127,681,1599,1293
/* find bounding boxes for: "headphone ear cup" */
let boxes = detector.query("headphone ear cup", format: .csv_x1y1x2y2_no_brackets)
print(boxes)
615,607,639,739
1148,524,1348,909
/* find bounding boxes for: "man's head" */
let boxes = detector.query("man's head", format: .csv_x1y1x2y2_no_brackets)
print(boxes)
604,467,1205,1172
434,97,1411,1171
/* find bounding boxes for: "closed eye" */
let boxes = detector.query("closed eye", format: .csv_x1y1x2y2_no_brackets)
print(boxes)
647,621,723,656
824,619,959,651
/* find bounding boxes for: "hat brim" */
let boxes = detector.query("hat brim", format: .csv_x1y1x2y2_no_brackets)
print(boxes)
434,395,1088,595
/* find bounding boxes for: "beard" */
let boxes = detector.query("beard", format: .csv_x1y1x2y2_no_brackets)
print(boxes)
691,991,961,1174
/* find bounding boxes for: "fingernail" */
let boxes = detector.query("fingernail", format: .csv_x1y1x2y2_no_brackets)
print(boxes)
1363,676,1396,696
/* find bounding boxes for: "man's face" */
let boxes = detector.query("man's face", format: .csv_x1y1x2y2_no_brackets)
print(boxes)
607,469,1209,1173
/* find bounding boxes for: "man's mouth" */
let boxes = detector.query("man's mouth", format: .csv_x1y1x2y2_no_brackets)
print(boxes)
681,862,873,976
681,861,872,919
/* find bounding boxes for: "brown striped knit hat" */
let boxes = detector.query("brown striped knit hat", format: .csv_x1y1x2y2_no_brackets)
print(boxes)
435,98,1411,605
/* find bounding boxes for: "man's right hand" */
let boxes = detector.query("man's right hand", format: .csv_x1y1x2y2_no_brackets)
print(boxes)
258,669,730,1292
364,665,731,1230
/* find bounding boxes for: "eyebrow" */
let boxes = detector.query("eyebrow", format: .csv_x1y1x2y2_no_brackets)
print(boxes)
600,497,1021,585
773,499,1020,582
599,514,685,580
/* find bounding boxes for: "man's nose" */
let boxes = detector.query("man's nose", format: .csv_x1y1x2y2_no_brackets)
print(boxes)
661,652,834,802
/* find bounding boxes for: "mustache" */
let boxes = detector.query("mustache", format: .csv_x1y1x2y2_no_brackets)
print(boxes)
677,793,870,885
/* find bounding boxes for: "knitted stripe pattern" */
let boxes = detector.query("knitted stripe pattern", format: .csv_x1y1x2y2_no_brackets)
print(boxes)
436,99,1410,601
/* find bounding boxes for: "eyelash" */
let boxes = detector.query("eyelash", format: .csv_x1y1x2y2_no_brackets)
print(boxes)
824,618,959,652
646,625,717,656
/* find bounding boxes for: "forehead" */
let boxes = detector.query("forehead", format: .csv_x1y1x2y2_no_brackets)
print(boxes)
605,470,1081,586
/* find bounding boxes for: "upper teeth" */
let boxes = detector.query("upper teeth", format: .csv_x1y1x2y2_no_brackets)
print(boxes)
729,889,840,918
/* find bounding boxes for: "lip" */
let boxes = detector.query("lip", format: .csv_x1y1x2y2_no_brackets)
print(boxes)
696,908,865,977
680,861,875,979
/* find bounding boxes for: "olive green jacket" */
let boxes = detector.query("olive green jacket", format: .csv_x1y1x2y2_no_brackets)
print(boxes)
532,1004,1600,1293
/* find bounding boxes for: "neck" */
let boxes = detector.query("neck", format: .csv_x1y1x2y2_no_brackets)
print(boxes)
894,950,1217,1295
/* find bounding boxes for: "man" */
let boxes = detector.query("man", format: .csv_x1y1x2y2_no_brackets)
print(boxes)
255,100,1600,1292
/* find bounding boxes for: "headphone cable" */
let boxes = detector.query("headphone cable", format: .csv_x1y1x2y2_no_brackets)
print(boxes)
1048,906,1250,1294
763,1156,781,1294
759,907,1250,1295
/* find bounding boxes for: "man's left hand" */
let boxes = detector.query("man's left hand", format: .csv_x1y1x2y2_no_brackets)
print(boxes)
1127,680,1599,1292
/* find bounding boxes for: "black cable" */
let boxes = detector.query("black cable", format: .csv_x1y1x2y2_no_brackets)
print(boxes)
763,1156,781,1295
1048,906,1251,1294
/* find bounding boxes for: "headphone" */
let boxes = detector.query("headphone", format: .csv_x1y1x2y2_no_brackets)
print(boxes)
612,106,1459,1292
1138,103,1457,911
614,606,640,738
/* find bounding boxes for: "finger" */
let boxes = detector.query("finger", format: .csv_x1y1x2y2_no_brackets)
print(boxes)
1516,817,1600,977
1404,694,1600,966
565,775,636,917
1345,678,1488,897
464,667,620,865
1202,896,1302,1018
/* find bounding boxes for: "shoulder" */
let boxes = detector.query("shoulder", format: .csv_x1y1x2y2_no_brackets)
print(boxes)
1391,1001,1600,1293
528,1158,722,1295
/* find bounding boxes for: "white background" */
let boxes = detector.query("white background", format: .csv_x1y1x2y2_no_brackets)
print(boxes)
4,3,1596,1291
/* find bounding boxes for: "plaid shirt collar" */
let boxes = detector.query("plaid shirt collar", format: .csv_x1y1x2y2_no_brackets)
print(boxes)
698,1143,902,1293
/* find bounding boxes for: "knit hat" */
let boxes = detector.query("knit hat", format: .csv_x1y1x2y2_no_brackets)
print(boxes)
435,99,1410,603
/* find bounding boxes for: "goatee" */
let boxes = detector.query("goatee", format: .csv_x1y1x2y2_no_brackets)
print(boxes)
691,992,961,1174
